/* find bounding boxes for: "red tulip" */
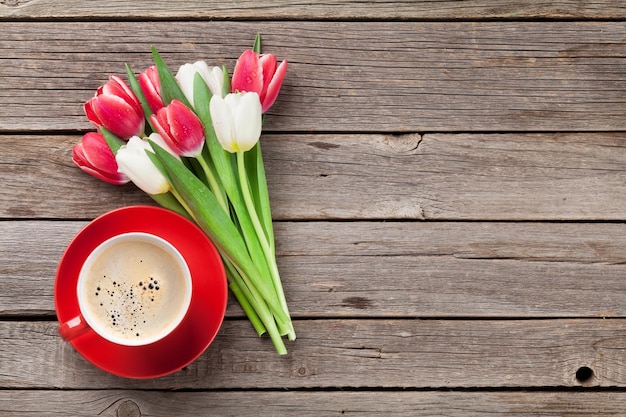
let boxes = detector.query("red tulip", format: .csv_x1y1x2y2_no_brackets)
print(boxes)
150,100,205,157
138,65,164,114
231,49,287,113
72,132,129,185
84,75,145,139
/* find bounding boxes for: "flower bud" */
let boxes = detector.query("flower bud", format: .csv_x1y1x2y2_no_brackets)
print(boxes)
84,75,145,139
210,92,262,153
116,134,179,195
72,132,130,185
150,100,205,157
231,50,287,113
176,61,224,107
138,66,164,114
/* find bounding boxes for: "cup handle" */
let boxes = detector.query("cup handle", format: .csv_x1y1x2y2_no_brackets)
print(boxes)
58,315,91,341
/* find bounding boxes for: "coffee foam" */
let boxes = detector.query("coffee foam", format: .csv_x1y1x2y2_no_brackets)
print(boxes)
79,236,190,345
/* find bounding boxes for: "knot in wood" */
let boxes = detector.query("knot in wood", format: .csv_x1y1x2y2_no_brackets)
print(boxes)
1,0,31,7
382,134,422,154
116,400,141,417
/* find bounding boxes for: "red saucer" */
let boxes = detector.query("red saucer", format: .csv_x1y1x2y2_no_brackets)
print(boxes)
54,206,228,379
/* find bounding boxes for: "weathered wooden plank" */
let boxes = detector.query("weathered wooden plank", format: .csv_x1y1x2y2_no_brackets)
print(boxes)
268,133,626,221
275,221,626,262
1,0,625,20
1,390,626,417
3,220,626,318
2,133,626,220
2,21,626,132
1,319,624,389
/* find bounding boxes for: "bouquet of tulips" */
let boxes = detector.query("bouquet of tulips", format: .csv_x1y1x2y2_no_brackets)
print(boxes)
72,35,294,354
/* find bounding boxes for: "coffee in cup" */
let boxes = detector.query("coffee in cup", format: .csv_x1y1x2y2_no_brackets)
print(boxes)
60,232,192,346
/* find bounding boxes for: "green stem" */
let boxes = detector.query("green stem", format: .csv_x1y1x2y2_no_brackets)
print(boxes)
149,192,192,220
170,187,196,222
173,178,288,349
225,252,287,354
237,151,295,340
197,152,229,213
224,259,266,336
237,152,272,260
267,258,295,340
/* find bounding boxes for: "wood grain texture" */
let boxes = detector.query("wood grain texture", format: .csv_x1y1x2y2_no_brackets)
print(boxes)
1,319,625,389
1,2,625,412
4,220,626,318
1,0,625,19
2,21,626,132
2,133,625,220
1,390,626,416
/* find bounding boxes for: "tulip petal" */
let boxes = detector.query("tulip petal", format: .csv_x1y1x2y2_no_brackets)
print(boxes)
175,63,199,107
72,133,129,185
107,75,144,115
176,61,224,106
231,50,263,95
210,95,237,153
116,136,170,194
166,100,205,157
80,133,119,173
151,110,184,155
75,162,127,185
148,133,181,160
152,100,205,157
207,66,224,97
71,141,88,165
91,94,145,139
138,66,164,113
259,54,277,101
85,75,145,139
233,92,262,152
261,60,287,113
83,99,102,126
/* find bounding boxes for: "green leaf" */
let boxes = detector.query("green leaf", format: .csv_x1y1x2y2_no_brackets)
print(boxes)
145,150,172,185
151,47,191,108
148,191,192,220
253,33,262,54
100,127,125,154
187,157,207,185
192,73,229,211
124,63,155,132
192,72,212,120
225,262,266,337
245,142,274,250
221,65,231,97
192,71,241,218
236,150,294,339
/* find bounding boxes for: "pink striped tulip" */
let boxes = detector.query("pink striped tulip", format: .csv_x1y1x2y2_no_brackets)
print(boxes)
72,132,130,185
138,66,164,114
231,49,287,113
84,75,145,140
150,100,205,157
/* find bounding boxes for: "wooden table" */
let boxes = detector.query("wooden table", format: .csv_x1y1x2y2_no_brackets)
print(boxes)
2,1,626,415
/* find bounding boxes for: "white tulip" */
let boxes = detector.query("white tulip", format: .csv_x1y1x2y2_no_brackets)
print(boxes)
210,92,262,153
176,61,224,107
116,134,180,195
